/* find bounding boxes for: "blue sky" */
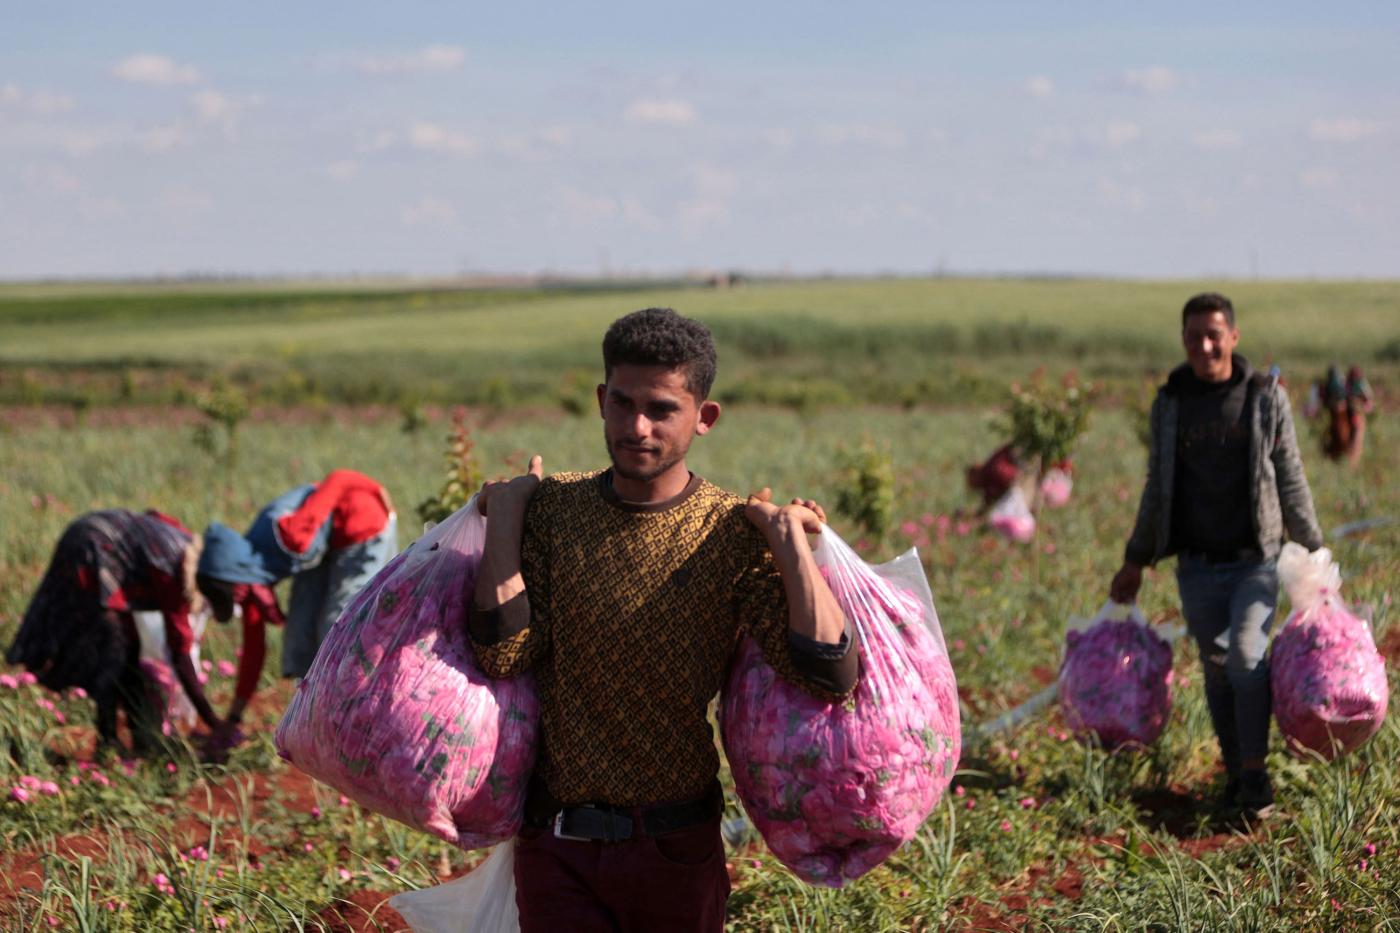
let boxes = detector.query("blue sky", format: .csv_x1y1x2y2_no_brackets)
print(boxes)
3,3,1397,278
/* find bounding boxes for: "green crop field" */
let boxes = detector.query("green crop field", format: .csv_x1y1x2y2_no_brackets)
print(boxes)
1,279,1397,931
3,278,1397,411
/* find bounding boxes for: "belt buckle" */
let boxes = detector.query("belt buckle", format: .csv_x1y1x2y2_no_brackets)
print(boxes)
553,807,593,842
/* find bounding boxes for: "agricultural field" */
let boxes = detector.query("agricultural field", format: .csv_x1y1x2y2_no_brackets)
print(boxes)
1,278,1397,931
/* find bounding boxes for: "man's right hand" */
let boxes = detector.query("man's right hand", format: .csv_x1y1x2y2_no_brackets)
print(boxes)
476,455,544,519
1109,561,1143,605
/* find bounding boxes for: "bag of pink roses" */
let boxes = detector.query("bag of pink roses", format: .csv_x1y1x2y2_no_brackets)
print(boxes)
275,497,539,850
989,486,1036,543
1271,542,1388,760
720,524,961,887
1058,601,1174,749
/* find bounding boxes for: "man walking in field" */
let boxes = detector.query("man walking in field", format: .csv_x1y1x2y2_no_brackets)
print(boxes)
466,307,859,931
1110,292,1323,819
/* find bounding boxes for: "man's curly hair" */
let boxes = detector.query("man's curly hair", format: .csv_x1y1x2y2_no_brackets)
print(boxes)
602,307,718,400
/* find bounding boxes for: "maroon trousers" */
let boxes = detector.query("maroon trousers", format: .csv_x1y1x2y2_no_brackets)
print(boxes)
513,817,729,932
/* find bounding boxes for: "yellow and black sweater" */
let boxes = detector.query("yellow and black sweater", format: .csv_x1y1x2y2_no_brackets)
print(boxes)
467,470,858,808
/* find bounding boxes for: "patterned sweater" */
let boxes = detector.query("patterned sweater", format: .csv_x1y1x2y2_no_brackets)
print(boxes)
468,470,858,807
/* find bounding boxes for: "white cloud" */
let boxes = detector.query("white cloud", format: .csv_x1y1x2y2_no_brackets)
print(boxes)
624,98,697,126
1,83,75,115
558,186,617,224
23,163,81,194
1024,76,1054,99
400,196,458,226
160,185,214,214
354,45,466,76
189,89,258,134
763,128,794,149
357,129,399,153
678,163,737,230
1192,129,1242,151
817,123,906,149
1300,166,1339,189
497,126,572,160
408,122,478,156
1103,122,1143,147
141,125,190,153
1307,118,1381,143
1098,178,1147,212
326,160,359,181
1121,66,1179,95
113,54,200,86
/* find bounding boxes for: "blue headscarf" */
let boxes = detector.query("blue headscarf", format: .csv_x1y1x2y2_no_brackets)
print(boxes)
198,522,278,585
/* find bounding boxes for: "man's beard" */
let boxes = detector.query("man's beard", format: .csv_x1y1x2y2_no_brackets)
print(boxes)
605,432,687,483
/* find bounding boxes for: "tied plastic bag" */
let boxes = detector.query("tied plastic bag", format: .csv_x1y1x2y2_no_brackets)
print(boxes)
720,526,960,887
989,487,1036,543
389,840,519,933
1271,543,1388,759
133,610,208,734
275,497,539,850
1059,601,1174,749
1039,467,1073,509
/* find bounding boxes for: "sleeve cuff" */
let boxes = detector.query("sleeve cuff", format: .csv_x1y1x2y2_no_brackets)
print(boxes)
467,590,531,647
786,619,860,696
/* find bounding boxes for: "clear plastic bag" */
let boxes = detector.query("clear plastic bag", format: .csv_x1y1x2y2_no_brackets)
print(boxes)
133,609,207,733
1271,543,1388,759
989,487,1036,543
720,525,960,887
275,497,539,849
389,840,519,933
1058,601,1174,749
1039,467,1073,509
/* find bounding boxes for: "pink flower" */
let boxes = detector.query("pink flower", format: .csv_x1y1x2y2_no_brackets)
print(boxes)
71,687,88,699
19,672,37,686
153,873,170,887
338,868,352,882
899,520,920,538
338,795,351,807
999,820,1012,832
19,775,41,789
964,798,976,810
166,763,177,774
214,918,229,929
53,711,66,724
749,859,761,869
69,776,80,786
39,781,60,796
9,787,30,804
1020,797,1037,809
0,674,17,689
1364,843,1377,857
310,806,322,819
201,660,213,673
954,785,965,797
1008,750,1019,761
303,843,314,853
1043,543,1057,555
91,772,111,787
1358,859,1368,872
920,512,936,527
217,660,237,678
188,846,209,861
954,520,973,537
385,856,401,871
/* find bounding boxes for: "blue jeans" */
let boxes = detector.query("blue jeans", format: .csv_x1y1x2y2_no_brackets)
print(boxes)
1175,554,1279,773
283,516,398,677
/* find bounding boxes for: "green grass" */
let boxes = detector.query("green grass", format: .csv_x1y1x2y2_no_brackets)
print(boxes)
4,278,1397,409
2,398,1397,930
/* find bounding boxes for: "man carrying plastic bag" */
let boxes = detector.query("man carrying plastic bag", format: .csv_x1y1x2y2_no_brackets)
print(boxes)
464,309,859,932
1109,292,1324,818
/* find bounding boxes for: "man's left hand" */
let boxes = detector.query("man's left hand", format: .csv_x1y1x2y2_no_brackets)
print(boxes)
745,487,826,539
